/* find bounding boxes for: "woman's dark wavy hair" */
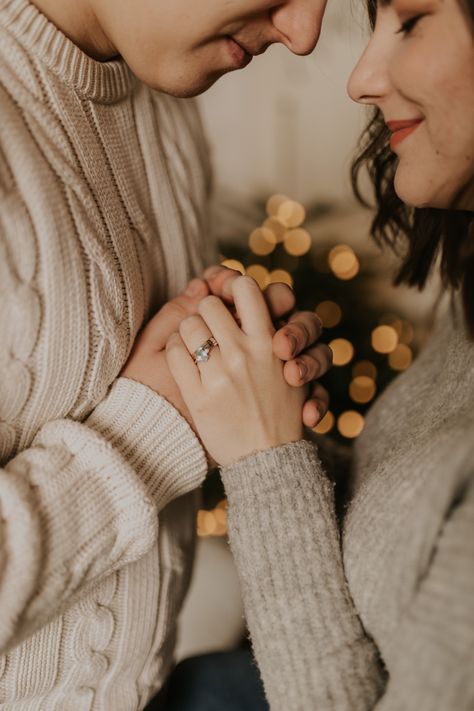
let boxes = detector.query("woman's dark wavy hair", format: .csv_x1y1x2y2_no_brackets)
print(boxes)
351,0,474,336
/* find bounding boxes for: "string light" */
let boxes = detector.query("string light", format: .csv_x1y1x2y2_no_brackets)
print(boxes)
249,227,276,256
328,245,360,280
371,325,399,354
349,376,377,404
197,500,228,538
337,411,365,439
266,194,289,217
352,360,377,380
388,343,413,371
315,301,342,328
284,228,312,257
269,269,294,288
329,338,354,366
313,410,335,435
220,259,245,275
399,320,414,345
246,264,270,290
263,217,287,243
277,199,306,228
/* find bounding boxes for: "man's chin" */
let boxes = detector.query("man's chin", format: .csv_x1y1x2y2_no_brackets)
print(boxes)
148,67,240,99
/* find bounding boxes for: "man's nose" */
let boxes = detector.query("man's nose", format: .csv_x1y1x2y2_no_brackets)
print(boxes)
271,0,328,56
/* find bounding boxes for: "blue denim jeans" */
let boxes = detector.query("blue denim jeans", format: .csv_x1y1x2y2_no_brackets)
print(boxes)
145,649,269,711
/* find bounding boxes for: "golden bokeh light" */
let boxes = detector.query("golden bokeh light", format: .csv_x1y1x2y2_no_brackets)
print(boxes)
315,301,342,328
220,259,245,275
263,217,287,243
349,376,377,404
277,200,306,228
197,501,228,538
313,410,335,435
246,264,270,290
371,325,399,354
337,411,365,439
379,316,414,346
197,510,218,537
249,227,276,256
284,228,312,257
268,269,294,288
329,338,354,366
266,194,289,217
388,344,413,371
399,320,415,345
328,244,360,281
352,360,377,380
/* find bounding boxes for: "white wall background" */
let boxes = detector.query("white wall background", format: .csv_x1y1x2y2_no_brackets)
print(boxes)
198,0,369,206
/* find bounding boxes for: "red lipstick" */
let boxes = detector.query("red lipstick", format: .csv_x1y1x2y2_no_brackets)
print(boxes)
387,119,424,150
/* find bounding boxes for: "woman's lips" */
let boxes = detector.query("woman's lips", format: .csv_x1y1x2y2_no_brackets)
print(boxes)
387,119,424,150
226,37,253,69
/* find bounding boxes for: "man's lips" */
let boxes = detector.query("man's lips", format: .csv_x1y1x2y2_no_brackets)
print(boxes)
387,119,424,150
227,37,253,68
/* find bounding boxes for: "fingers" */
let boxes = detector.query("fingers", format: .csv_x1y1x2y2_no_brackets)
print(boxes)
283,342,333,387
204,265,241,304
231,276,275,336
197,295,242,353
166,332,201,395
302,383,330,429
273,311,324,361
204,266,296,322
179,314,222,378
263,282,295,320
142,279,210,351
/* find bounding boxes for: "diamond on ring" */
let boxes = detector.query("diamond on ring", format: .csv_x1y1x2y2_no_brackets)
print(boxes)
192,337,218,364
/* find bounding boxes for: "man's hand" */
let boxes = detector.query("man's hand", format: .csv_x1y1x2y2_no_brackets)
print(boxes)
121,279,210,425
203,265,332,428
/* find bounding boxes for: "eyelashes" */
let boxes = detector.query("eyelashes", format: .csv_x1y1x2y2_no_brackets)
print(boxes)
396,13,426,35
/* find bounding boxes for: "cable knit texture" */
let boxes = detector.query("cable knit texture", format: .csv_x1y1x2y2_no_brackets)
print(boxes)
0,0,216,707
221,300,474,710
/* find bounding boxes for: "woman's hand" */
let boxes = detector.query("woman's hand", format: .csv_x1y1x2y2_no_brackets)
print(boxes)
204,265,332,428
166,276,317,466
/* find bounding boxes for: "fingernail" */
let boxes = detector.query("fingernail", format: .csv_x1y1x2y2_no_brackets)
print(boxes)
288,334,298,356
298,361,308,380
185,279,203,296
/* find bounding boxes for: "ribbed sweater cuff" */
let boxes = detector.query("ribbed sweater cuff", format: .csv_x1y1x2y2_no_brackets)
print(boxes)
221,440,325,497
87,378,208,510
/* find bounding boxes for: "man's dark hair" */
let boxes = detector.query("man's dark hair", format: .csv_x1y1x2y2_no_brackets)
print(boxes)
351,0,474,336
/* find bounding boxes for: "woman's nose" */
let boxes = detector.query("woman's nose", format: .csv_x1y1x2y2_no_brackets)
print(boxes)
271,0,328,56
347,39,390,105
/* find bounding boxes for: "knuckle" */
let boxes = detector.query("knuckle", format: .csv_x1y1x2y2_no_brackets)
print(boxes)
198,294,221,315
163,301,187,321
227,349,247,371
179,314,202,335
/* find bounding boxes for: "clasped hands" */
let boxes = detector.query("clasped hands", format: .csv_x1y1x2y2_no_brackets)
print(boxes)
122,265,332,466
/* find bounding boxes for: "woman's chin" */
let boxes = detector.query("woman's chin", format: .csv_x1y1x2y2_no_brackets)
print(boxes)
394,169,472,211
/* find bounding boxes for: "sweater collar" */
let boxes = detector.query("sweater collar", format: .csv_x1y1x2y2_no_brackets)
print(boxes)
0,0,135,103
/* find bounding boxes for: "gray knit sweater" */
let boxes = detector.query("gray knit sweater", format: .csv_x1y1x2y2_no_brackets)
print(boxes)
221,299,474,710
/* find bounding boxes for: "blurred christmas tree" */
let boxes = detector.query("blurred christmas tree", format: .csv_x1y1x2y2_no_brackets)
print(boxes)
198,194,417,538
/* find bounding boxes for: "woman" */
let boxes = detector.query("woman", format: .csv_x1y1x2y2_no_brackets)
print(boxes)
166,0,474,708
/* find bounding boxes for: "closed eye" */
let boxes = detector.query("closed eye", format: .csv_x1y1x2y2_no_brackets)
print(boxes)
396,13,426,35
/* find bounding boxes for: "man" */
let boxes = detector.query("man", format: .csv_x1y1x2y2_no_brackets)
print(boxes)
0,0,328,709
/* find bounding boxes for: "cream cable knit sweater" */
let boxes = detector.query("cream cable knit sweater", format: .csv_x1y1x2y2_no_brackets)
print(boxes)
222,300,474,710
0,0,216,708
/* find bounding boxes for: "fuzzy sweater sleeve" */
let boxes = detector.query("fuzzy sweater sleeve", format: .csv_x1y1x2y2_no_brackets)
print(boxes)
221,440,474,710
0,378,207,655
